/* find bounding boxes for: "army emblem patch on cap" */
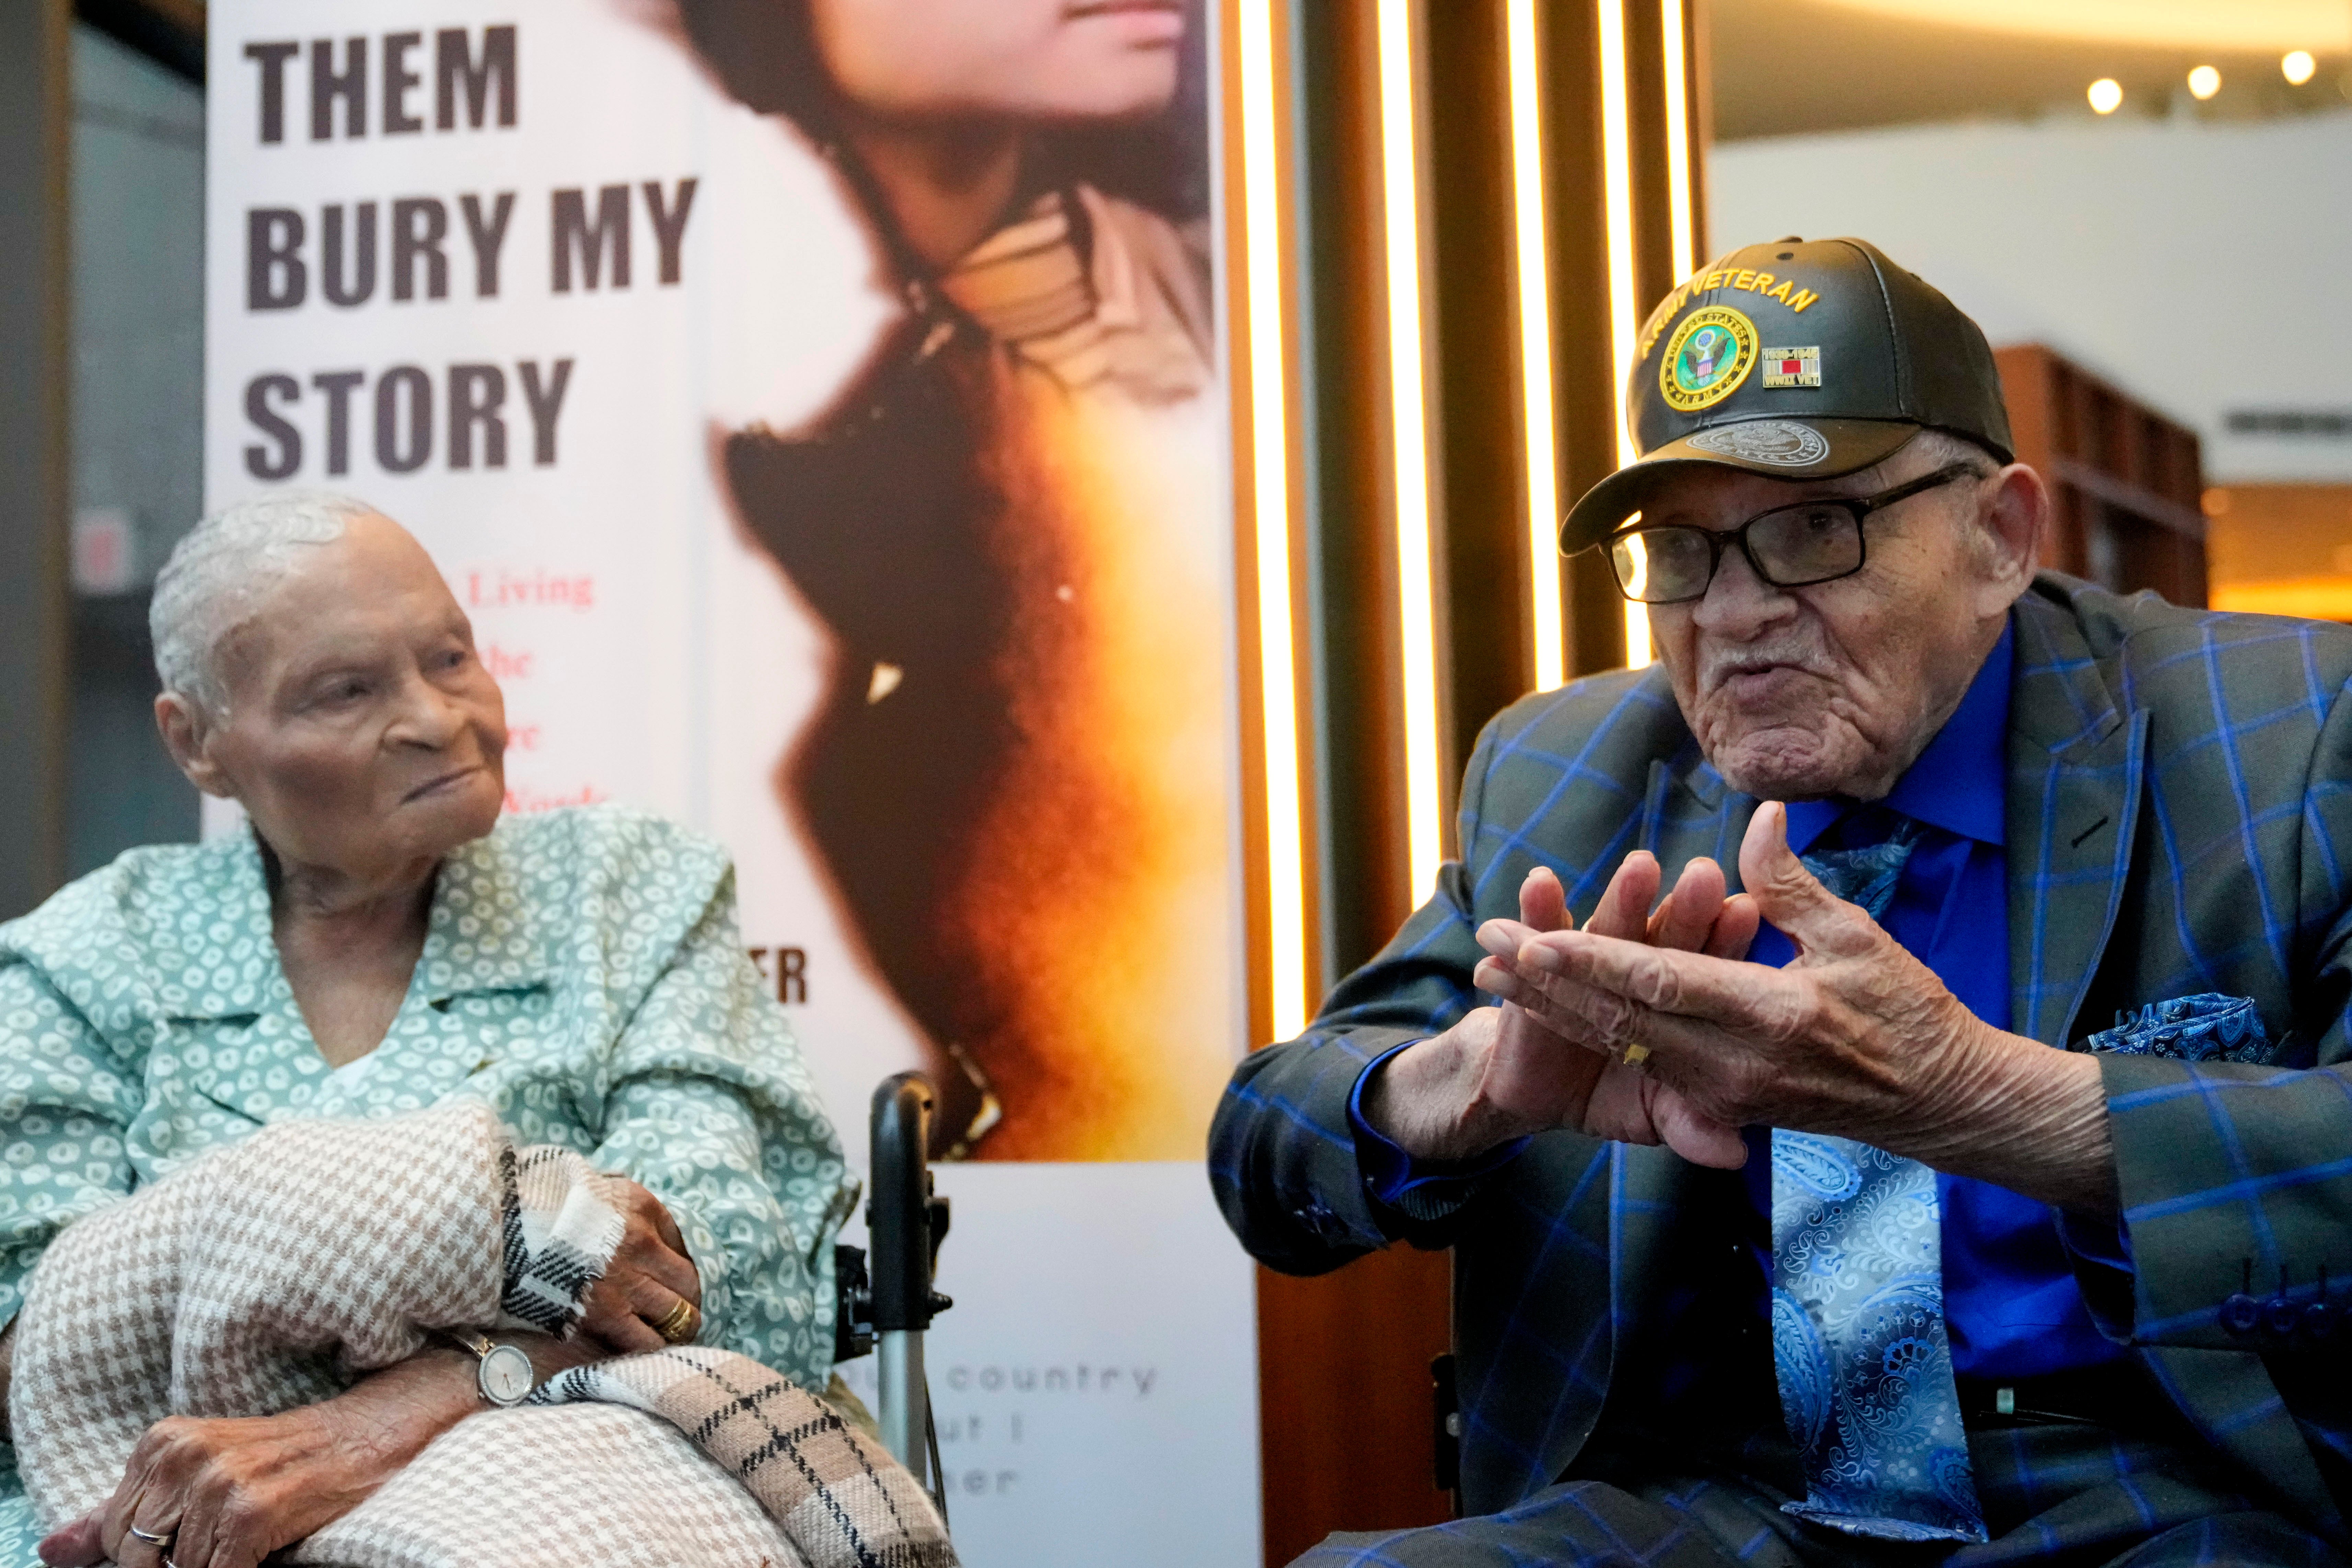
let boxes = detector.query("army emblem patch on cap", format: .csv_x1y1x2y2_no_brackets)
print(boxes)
1761,346,1820,388
1685,419,1830,466
1660,306,1758,412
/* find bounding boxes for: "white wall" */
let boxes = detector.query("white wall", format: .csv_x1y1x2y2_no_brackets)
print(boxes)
1709,109,2352,483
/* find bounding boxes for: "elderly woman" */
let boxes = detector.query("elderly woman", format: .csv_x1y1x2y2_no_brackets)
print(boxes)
0,492,846,1568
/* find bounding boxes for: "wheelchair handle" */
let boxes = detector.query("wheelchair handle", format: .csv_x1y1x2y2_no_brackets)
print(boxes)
866,1071,952,1498
869,1071,949,1332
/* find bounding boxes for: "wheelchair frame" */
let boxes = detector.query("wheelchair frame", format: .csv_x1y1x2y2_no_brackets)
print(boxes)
834,1072,954,1511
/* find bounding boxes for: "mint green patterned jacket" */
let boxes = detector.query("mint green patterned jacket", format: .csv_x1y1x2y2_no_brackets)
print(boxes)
0,803,849,1390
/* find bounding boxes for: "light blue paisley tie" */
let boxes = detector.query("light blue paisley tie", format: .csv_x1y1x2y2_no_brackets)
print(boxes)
1771,822,1987,1543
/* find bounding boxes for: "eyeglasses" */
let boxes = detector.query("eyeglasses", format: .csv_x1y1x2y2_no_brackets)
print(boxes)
1604,463,1981,605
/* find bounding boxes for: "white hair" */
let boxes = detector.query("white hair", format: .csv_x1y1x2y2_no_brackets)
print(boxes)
1891,428,2008,569
151,491,379,717
1903,426,2003,477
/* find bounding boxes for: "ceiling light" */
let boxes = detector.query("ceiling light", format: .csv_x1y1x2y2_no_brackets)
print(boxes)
2187,64,2222,98
2284,49,2318,84
2088,77,2124,113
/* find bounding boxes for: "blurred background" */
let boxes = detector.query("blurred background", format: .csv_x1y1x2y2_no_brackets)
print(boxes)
1712,0,2352,624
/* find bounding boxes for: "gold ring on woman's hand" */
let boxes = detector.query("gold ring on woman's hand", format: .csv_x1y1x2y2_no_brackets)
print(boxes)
1620,1042,1652,1068
651,1297,701,1344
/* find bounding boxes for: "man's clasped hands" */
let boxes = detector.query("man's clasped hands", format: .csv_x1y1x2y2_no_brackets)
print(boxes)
1361,802,2115,1215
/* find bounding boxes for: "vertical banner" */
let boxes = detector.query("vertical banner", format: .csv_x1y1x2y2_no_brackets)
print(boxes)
204,6,1260,1564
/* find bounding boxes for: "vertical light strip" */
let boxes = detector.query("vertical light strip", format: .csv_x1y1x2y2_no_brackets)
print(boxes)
1376,0,1445,901
1593,0,1639,463
1505,0,1564,694
1594,0,1652,666
1659,0,1696,283
1237,0,1308,1039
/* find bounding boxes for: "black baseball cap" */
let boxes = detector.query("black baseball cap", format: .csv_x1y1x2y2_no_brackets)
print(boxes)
1558,236,2015,554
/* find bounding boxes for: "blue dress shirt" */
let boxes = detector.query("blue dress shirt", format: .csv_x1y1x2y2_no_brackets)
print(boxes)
1351,623,2125,1381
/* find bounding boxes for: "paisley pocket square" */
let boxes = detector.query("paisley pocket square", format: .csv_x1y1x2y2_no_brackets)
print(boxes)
2085,993,2270,1065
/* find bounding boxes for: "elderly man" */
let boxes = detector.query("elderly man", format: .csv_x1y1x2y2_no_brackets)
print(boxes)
1213,237,2352,1567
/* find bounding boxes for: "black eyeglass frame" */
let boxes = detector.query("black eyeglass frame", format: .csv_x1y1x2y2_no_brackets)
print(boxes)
1603,461,1984,605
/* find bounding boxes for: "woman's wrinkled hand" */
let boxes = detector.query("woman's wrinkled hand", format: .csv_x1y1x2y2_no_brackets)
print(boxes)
37,1332,601,1568
39,1403,404,1568
576,1178,703,1354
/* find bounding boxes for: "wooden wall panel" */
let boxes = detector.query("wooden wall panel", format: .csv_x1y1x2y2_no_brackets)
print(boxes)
1622,0,1679,307
1255,10,1442,1562
1546,1,1636,677
1427,0,1534,779
1297,0,1412,991
1257,1247,1455,1565
1250,3,1708,1561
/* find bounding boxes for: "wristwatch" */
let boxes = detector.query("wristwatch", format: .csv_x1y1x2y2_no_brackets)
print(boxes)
443,1329,536,1407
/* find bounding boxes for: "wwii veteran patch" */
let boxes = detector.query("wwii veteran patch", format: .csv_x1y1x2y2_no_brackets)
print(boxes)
1660,306,1758,412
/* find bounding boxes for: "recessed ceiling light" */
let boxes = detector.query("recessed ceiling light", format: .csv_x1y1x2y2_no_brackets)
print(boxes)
2283,49,2318,84
2088,77,2125,113
2187,64,2223,98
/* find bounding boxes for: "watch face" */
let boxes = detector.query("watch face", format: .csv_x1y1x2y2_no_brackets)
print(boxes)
479,1344,536,1406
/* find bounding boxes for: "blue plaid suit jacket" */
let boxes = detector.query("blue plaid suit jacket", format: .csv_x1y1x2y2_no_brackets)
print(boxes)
1212,574,2352,1536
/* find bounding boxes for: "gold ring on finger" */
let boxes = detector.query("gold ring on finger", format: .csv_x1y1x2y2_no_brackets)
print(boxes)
652,1297,701,1344
1620,1042,1652,1068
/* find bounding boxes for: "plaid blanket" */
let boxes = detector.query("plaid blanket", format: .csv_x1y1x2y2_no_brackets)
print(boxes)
8,1101,954,1568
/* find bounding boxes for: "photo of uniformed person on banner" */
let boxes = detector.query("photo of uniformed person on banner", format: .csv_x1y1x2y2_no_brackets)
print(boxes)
637,0,1229,1160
